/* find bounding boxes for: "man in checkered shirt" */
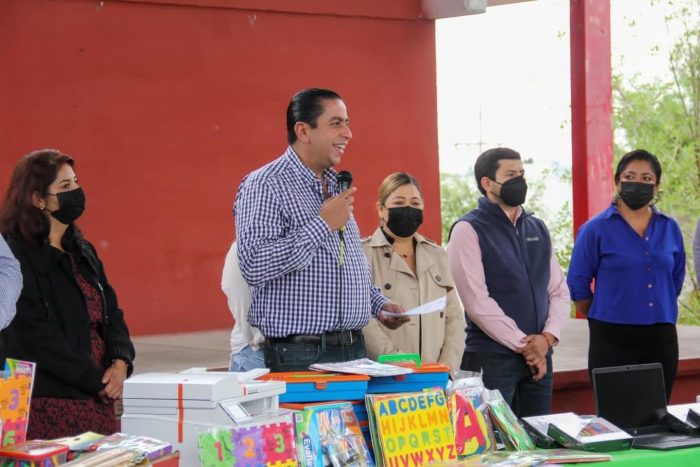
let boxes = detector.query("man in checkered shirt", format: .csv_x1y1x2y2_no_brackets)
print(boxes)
234,88,408,371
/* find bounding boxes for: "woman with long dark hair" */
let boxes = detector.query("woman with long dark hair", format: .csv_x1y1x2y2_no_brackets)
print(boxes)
0,149,135,438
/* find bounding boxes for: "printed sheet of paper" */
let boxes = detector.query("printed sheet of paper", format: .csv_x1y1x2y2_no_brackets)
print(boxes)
381,296,446,317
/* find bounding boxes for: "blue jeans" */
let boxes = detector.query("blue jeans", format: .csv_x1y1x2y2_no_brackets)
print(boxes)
264,335,366,372
229,345,266,372
462,352,553,417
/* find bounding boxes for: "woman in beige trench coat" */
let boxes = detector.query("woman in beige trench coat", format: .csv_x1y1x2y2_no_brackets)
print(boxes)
362,172,466,375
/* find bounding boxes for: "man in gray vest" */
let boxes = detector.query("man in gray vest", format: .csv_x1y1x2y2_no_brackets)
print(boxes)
447,147,569,416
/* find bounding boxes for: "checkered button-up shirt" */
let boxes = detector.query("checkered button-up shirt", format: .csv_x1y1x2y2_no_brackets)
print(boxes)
234,147,388,338
0,235,22,330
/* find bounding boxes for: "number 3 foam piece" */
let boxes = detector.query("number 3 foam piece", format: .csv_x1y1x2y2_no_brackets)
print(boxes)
198,413,298,467
0,359,36,448
121,371,285,466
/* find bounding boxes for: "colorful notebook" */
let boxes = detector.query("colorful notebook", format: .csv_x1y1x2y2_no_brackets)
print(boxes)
483,389,535,451
87,432,172,462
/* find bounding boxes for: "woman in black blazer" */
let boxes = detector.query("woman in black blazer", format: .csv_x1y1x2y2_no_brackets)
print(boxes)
0,149,135,438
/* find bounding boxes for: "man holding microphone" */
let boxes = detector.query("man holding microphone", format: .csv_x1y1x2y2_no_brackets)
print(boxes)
234,88,407,371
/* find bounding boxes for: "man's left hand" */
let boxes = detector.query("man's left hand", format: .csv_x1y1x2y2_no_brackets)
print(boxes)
377,303,409,330
517,334,550,365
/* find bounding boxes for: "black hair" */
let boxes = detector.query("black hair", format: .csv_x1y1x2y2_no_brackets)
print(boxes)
614,149,662,185
286,88,342,145
0,149,85,251
473,147,521,195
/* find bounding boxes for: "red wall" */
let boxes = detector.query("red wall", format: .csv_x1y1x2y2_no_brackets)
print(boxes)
0,0,440,335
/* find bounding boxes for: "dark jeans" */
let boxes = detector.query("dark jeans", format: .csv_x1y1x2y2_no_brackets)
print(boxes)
462,351,553,417
588,319,678,402
264,333,366,372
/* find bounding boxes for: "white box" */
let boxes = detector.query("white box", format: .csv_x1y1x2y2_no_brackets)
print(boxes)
122,372,285,466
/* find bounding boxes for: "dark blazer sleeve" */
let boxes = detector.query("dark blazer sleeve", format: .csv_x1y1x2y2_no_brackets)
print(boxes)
84,242,135,377
5,244,105,396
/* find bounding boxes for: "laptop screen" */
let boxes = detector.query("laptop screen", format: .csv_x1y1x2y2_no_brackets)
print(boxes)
592,363,667,430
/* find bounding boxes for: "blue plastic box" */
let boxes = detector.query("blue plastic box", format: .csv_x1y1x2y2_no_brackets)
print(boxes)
261,371,369,403
366,363,451,394
281,399,368,422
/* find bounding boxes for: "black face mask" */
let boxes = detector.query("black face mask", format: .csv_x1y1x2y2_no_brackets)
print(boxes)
385,206,423,238
48,187,86,224
493,176,528,207
619,181,654,210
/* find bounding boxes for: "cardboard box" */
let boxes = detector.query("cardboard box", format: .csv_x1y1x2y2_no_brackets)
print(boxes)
521,412,580,449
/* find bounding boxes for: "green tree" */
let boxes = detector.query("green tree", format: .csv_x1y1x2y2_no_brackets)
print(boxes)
440,172,480,243
613,0,700,324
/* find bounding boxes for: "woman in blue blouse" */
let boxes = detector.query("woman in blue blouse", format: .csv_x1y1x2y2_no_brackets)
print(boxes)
567,149,685,401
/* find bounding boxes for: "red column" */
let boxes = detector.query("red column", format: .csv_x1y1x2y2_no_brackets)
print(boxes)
569,0,613,234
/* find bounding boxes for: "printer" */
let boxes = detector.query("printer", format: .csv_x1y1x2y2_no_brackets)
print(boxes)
122,370,286,466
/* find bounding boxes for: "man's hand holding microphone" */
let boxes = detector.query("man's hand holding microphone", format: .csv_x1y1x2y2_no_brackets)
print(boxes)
319,171,408,330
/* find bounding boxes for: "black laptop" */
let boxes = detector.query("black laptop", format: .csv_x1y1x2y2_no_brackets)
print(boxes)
592,363,700,451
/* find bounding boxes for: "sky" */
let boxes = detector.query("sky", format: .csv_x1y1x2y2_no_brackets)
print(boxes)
435,0,687,211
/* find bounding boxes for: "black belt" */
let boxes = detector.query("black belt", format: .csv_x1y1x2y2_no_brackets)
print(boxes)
268,330,362,346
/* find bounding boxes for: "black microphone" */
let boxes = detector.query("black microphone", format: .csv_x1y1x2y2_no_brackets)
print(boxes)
336,171,353,261
337,170,353,192
336,171,353,328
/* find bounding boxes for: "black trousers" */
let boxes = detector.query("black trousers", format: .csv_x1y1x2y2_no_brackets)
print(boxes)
588,318,678,402
462,352,553,417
